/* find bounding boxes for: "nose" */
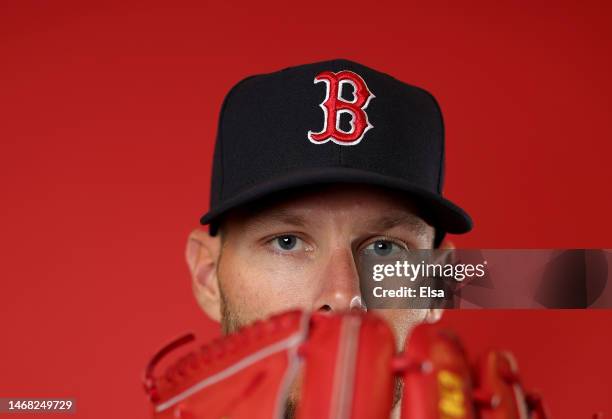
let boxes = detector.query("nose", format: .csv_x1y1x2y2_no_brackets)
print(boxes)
313,248,366,313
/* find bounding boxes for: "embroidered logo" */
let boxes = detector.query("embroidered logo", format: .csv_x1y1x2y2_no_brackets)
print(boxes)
308,70,375,146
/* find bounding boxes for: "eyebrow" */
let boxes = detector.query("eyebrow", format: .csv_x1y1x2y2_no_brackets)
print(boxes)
245,208,309,229
364,213,429,236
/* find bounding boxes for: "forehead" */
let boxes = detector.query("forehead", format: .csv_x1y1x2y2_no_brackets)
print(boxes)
222,184,432,235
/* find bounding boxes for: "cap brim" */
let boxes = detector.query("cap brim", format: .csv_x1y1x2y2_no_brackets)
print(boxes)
200,167,472,235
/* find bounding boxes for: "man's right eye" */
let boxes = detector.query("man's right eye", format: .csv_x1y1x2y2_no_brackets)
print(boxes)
271,235,301,251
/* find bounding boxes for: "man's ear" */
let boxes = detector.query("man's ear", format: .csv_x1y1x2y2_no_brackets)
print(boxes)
433,238,455,266
427,239,453,323
186,228,222,322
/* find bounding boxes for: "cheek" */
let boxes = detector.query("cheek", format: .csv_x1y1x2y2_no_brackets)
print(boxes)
217,246,318,322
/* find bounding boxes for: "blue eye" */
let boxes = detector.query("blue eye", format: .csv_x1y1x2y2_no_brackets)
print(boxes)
365,239,405,256
275,235,298,250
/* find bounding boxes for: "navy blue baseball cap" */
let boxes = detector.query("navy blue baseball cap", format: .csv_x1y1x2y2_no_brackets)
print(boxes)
200,59,472,241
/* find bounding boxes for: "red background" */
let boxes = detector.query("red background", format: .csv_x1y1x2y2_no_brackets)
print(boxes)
1,1,611,418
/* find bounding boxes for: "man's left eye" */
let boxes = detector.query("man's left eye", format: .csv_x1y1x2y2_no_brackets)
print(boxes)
363,239,406,257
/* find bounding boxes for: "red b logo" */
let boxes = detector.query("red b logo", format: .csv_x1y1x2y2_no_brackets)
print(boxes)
308,70,375,146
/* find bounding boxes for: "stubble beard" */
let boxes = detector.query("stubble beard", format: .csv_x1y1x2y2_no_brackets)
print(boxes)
218,285,242,335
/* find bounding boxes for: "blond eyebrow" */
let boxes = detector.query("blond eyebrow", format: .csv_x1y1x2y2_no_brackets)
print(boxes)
245,208,309,229
365,213,429,236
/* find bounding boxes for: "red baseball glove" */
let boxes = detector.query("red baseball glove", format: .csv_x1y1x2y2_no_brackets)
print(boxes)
144,310,549,419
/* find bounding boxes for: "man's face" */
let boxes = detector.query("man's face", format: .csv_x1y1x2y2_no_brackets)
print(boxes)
215,184,436,349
